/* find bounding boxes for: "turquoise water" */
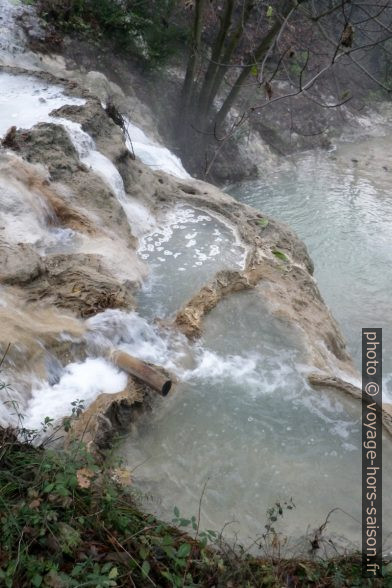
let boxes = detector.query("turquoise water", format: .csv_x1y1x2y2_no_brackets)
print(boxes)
228,139,392,401
119,287,392,551
119,137,392,551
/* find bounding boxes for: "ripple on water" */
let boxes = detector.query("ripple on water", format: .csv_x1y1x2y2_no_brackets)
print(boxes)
118,291,392,551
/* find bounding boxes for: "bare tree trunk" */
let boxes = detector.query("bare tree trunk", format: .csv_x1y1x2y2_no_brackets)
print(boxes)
197,0,235,119
202,0,254,118
181,0,206,118
214,3,292,130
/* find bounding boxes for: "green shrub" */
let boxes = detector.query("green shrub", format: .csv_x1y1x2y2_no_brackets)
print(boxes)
1,424,390,587
0,428,202,587
33,0,186,66
0,393,390,586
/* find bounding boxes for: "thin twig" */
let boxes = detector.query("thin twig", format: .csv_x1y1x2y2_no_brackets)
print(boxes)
0,343,11,370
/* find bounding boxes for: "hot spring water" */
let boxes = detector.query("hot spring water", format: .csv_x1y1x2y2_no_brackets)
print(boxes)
0,63,391,552
227,141,392,400
117,132,392,550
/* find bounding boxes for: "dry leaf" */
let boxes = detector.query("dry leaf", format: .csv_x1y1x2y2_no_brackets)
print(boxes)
29,498,42,510
341,23,354,47
112,467,133,486
271,533,280,550
76,467,94,489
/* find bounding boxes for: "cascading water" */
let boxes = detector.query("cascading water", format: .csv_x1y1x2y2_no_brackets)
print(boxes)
118,290,392,550
0,70,246,427
0,0,43,69
1,0,391,555
114,140,392,550
124,120,190,180
0,73,85,135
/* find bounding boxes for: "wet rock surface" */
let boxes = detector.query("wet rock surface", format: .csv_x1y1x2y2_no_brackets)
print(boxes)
0,242,44,285
24,253,135,318
68,377,151,452
51,100,129,163
0,63,375,441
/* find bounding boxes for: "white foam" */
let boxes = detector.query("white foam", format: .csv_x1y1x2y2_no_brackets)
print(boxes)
125,119,190,179
85,309,302,404
86,309,188,373
139,205,245,269
183,350,261,388
23,358,127,430
0,72,85,137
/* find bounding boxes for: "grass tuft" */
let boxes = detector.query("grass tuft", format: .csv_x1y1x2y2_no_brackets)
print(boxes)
0,424,390,586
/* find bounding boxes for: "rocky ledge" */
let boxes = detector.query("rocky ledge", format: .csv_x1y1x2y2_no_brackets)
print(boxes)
1,66,385,448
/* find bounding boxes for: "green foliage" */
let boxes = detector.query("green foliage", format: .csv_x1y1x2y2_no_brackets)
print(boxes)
0,400,389,586
272,248,289,262
0,430,390,587
32,0,186,66
258,217,269,228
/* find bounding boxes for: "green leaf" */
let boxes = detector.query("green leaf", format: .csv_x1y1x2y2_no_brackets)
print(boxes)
108,567,118,580
43,483,55,493
199,536,208,548
251,65,258,77
58,522,81,555
139,546,148,560
141,561,150,578
272,249,289,262
163,545,177,559
177,543,191,558
31,575,43,588
161,534,174,546
55,484,69,497
267,5,274,17
258,218,269,228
